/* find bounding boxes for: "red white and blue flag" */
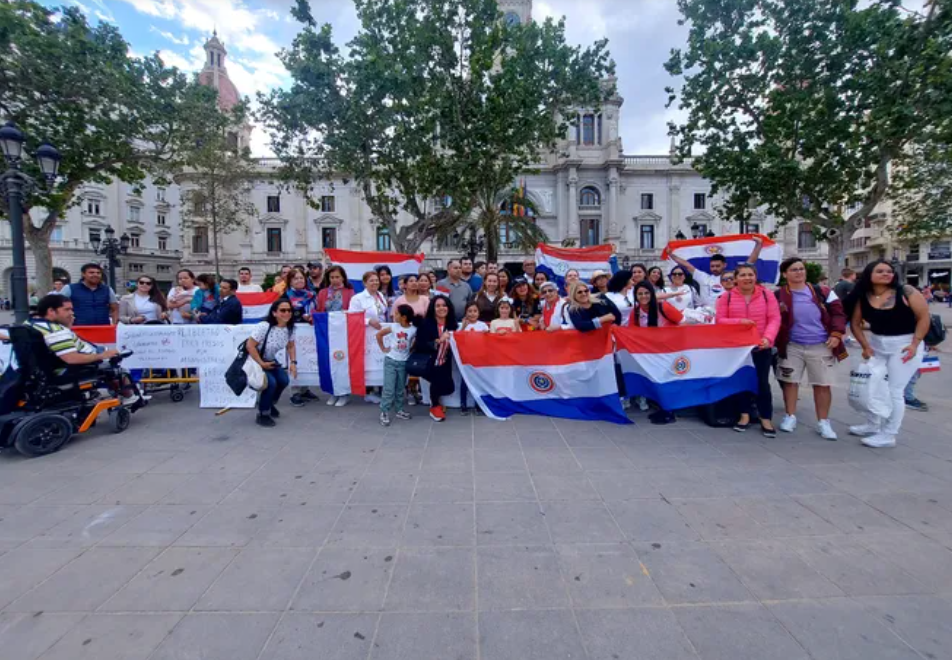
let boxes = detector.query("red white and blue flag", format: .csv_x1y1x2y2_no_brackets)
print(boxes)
535,243,614,290
325,248,425,292
450,327,631,424
237,291,281,323
661,233,783,283
314,311,366,396
613,324,760,411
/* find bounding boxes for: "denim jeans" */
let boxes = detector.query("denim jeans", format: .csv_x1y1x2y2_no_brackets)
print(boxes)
903,366,921,401
747,349,774,421
381,357,408,413
258,365,289,414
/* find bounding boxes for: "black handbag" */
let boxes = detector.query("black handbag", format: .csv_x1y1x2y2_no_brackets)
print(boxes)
405,352,432,379
225,326,272,396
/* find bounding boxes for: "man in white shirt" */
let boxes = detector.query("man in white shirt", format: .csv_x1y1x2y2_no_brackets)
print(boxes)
671,236,762,307
236,267,263,293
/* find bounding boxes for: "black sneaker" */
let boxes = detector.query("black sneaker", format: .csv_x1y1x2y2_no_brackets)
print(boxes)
290,393,306,407
270,406,281,418
301,389,319,401
256,414,276,428
460,407,471,416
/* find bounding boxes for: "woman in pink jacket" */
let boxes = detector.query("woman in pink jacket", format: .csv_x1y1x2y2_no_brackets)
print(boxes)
715,263,782,437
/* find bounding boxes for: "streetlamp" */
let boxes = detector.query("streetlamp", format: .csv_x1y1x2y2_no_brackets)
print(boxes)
452,229,485,261
0,122,61,323
90,225,130,292
675,230,686,241
621,255,631,270
705,229,716,238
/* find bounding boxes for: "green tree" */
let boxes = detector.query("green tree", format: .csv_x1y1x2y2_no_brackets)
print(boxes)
0,0,222,292
665,0,952,274
259,0,612,254
464,183,545,263
891,136,952,240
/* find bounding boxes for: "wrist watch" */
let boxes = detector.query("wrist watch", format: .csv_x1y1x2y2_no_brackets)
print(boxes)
291,360,298,364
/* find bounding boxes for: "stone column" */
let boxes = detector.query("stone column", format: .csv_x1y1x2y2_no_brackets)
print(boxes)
568,168,579,239
667,176,681,244
608,166,619,239
556,170,568,241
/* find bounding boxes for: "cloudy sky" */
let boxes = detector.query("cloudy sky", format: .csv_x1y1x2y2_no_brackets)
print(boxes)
61,0,688,156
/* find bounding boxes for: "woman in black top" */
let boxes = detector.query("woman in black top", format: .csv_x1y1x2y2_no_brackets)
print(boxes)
417,295,459,422
845,259,930,448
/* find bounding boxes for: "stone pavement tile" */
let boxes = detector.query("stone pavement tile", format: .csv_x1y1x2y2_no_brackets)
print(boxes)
173,505,280,547
196,547,315,611
313,450,377,474
709,540,845,600
860,492,952,535
541,501,626,544
673,499,769,540
413,473,474,503
220,475,305,506
632,542,754,605
805,464,907,497
150,613,279,660
786,536,930,596
794,493,911,534
288,473,361,504
616,445,689,471
531,474,600,500
0,547,84,610
571,447,636,471
473,450,527,473
645,468,730,499
475,502,550,546
762,467,839,495
37,613,181,660
517,430,570,449
733,496,840,537
420,448,473,473
98,505,211,547
857,595,952,660
95,474,192,505
384,547,475,612
34,473,138,505
674,603,810,660
251,504,343,547
0,476,69,505
522,449,584,475
703,468,789,497
371,612,476,660
556,543,664,608
479,610,587,660
364,450,425,474
199,449,276,476
0,612,84,660
146,449,231,474
664,444,730,467
606,499,699,542
159,473,247,505
8,547,161,612
475,471,537,502
292,547,395,612
254,450,326,478
401,502,474,547
101,546,238,612
94,452,181,475
0,505,84,543
768,599,922,660
587,471,660,500
325,505,407,548
853,532,952,588
476,546,570,610
27,505,147,548
258,613,377,660
348,473,419,504
575,608,700,660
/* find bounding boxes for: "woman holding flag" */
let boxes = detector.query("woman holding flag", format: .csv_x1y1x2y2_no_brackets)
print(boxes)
349,271,391,405
417,295,458,421
283,268,319,407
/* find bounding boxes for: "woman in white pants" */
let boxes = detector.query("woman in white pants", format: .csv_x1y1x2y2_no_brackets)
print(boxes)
846,260,930,448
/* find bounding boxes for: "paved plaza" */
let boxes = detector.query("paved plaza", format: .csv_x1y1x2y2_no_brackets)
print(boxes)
1,311,952,659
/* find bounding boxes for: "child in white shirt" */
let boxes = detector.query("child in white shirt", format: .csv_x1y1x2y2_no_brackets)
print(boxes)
376,304,418,426
459,302,489,414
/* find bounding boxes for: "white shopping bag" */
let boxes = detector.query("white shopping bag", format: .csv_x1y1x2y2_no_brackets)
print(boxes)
848,357,891,418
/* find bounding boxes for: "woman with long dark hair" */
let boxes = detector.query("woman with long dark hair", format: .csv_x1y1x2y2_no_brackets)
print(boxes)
417,295,458,421
604,271,634,326
246,298,298,428
119,276,169,324
631,282,684,328
844,259,930,448
283,267,319,407
376,265,397,305
647,266,665,290
316,265,355,313
167,269,198,324
475,273,504,323
497,268,512,295
509,277,539,327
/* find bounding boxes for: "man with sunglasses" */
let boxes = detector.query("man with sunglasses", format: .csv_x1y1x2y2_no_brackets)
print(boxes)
670,235,763,307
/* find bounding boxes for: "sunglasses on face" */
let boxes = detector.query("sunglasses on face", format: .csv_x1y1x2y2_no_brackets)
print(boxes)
671,272,685,278
138,280,152,286
276,307,293,313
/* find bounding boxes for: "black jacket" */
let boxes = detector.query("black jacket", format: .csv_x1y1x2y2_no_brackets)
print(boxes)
200,295,243,325
567,298,622,332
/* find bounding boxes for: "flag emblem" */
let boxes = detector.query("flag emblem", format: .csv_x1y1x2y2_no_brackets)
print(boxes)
553,261,569,275
704,244,724,255
673,356,692,376
332,350,346,362
528,371,556,394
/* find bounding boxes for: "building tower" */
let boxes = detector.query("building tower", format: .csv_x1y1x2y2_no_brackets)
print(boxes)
499,0,532,25
198,31,252,150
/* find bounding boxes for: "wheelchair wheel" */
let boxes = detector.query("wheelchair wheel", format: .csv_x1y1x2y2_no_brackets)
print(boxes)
12,413,73,457
109,407,131,434
170,389,185,403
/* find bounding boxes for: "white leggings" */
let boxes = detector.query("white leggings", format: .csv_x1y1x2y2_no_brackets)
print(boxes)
867,333,924,436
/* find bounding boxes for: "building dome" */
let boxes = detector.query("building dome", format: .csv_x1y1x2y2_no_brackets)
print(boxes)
199,31,241,111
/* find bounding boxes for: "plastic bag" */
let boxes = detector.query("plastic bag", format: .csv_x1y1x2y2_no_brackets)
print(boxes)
848,357,891,418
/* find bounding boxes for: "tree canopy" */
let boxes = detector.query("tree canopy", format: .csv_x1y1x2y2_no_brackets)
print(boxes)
259,0,613,254
891,136,952,241
665,0,952,270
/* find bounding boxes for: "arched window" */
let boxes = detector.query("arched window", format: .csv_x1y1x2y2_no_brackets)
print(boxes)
579,187,601,208
376,226,392,251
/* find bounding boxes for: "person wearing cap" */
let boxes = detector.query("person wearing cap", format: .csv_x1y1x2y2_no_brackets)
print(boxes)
591,270,610,295
539,281,567,331
306,262,325,293
509,277,540,329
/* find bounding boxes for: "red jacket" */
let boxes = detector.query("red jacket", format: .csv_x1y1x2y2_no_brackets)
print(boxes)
315,286,355,312
774,284,847,359
715,285,781,346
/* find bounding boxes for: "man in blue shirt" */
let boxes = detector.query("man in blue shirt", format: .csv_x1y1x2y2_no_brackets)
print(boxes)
61,263,118,326
460,257,483,293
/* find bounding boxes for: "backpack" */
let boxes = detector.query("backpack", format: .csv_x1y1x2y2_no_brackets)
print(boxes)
925,314,946,347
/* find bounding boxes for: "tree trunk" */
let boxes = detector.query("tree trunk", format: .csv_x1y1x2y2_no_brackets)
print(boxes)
212,211,221,280
826,233,846,280
23,213,56,295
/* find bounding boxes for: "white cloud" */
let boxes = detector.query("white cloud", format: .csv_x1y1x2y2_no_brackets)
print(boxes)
150,25,190,45
120,0,177,19
157,48,201,71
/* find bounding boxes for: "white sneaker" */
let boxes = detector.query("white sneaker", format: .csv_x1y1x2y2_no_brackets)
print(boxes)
849,423,880,437
636,396,649,412
816,419,838,441
365,393,382,404
620,397,630,411
861,433,896,448
334,395,350,407
779,414,798,433
326,396,339,406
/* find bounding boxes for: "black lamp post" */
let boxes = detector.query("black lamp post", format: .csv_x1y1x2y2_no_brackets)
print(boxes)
90,225,130,292
0,121,61,323
705,229,716,238
675,230,686,240
453,229,485,261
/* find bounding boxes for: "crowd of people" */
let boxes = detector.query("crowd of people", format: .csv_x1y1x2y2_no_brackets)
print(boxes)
20,247,938,448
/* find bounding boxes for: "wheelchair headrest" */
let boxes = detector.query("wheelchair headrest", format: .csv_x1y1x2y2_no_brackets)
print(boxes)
8,325,69,377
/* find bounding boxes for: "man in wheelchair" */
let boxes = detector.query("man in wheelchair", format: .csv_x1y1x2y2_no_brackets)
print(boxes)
0,294,141,456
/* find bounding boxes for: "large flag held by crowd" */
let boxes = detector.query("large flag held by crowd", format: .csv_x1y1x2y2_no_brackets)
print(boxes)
238,291,281,323
662,233,783,283
324,248,425,292
535,243,614,291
